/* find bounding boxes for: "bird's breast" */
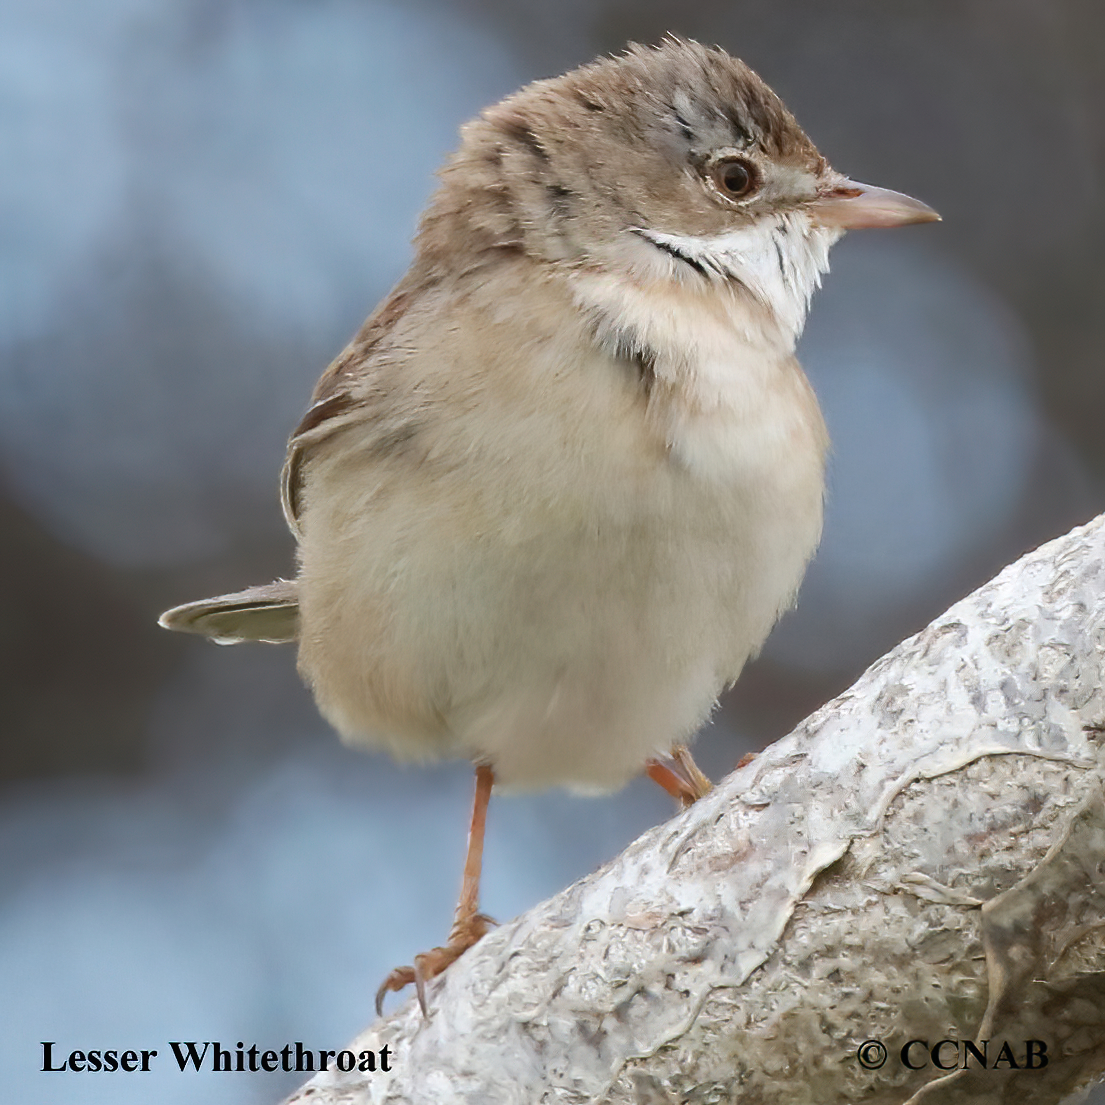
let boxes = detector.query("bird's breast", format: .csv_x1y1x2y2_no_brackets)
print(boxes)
572,267,829,488
295,270,828,790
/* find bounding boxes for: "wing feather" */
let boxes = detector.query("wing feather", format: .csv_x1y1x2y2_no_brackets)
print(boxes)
280,286,416,537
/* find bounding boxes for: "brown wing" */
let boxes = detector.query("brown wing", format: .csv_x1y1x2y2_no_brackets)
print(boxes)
280,391,367,536
280,287,416,537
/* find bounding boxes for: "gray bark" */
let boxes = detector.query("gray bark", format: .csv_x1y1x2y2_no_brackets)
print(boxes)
285,514,1105,1105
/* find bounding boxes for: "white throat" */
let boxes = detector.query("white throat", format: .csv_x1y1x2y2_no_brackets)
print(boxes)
636,213,841,345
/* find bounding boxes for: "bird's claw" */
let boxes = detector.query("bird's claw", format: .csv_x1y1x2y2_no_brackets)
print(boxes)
375,912,497,1017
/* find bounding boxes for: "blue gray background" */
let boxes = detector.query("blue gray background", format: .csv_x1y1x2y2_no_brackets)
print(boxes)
2,2,1103,1101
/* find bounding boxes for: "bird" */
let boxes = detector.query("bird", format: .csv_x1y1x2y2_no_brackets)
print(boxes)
159,37,938,1014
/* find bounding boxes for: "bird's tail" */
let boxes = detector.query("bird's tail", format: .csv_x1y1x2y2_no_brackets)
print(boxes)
158,580,299,644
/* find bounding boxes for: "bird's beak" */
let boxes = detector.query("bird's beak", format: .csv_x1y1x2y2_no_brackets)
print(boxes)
808,179,940,230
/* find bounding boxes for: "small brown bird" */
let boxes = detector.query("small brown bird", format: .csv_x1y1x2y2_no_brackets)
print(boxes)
160,38,937,1013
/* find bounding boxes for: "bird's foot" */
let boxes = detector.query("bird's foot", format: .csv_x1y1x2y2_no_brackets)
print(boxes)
646,743,713,809
375,911,496,1017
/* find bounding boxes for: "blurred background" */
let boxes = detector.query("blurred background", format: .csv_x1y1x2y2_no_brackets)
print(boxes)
2,1,1103,1101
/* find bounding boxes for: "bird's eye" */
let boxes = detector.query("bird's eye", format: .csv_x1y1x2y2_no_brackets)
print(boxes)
711,157,759,201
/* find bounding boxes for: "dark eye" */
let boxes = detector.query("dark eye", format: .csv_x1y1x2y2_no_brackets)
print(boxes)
711,157,758,200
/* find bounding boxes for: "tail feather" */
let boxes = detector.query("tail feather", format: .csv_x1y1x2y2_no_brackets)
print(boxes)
159,580,299,644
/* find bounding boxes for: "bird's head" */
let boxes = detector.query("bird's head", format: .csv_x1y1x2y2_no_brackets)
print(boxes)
421,37,938,342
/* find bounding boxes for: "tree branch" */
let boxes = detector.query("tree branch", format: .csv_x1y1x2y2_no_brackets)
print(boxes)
286,514,1105,1104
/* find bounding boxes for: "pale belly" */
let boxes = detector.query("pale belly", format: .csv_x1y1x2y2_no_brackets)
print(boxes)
295,416,825,792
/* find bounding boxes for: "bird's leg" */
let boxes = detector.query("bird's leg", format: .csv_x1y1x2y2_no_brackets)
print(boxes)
375,764,496,1016
646,742,713,809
